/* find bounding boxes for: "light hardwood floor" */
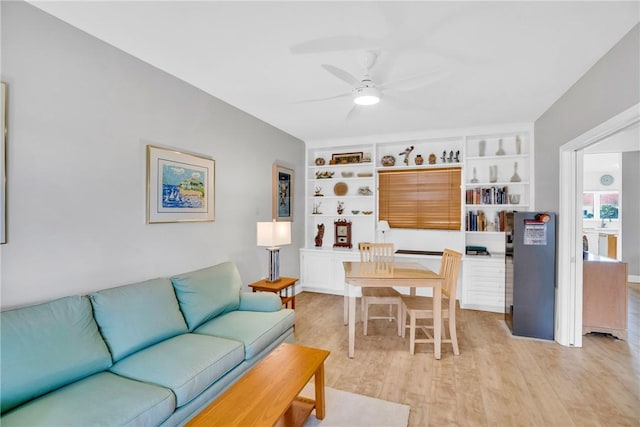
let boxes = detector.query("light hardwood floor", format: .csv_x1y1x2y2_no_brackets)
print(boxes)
293,283,639,426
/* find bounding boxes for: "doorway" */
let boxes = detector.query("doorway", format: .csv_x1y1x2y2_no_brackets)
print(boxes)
557,104,639,348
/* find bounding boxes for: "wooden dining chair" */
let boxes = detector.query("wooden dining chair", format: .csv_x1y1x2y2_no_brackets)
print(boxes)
359,243,402,336
401,248,463,355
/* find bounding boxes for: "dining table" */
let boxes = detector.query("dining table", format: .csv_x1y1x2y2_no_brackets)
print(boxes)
342,261,444,359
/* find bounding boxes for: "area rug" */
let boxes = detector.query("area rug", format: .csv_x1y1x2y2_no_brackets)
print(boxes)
300,383,410,427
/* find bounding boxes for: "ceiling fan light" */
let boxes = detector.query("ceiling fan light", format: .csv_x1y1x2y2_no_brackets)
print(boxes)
353,87,380,106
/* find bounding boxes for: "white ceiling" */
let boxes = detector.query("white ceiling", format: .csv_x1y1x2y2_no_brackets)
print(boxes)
29,1,639,145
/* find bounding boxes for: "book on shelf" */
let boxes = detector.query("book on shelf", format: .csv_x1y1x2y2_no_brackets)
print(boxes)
465,186,509,205
465,245,491,256
466,209,513,232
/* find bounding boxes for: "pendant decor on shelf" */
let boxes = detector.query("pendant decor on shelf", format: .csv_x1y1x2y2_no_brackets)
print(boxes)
510,162,521,182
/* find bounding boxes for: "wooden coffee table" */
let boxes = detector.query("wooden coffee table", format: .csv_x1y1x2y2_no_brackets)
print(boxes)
186,343,330,427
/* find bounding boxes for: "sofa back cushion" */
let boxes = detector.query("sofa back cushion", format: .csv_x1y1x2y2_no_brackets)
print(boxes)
1,295,112,414
90,278,188,362
171,262,242,331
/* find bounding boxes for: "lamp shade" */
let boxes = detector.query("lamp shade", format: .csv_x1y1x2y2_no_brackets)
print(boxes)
377,220,390,233
257,221,291,247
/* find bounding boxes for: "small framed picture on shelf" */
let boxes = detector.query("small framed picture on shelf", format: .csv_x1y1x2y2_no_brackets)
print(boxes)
331,152,363,165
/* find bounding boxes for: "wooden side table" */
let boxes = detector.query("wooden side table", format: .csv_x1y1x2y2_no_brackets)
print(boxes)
249,276,298,309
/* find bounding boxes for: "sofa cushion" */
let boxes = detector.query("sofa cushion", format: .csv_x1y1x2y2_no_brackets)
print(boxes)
109,333,244,407
0,372,175,427
195,309,295,360
90,277,188,362
0,296,112,414
171,262,242,331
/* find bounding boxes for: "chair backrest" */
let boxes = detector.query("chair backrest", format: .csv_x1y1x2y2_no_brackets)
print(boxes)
359,243,394,271
438,249,463,300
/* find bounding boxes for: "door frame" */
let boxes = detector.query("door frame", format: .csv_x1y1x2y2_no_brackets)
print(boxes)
556,103,639,347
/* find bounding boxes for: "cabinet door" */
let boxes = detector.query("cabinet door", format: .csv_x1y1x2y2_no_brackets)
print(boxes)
300,251,335,294
461,259,506,313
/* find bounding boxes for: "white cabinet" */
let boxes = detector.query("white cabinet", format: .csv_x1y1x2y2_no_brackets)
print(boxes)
300,248,359,294
461,257,506,313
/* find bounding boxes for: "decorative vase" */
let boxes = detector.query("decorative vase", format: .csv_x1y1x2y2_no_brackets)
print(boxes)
510,162,522,182
479,140,486,157
381,155,395,167
428,153,436,164
515,135,522,155
489,165,498,183
415,154,424,165
470,167,479,183
496,139,506,156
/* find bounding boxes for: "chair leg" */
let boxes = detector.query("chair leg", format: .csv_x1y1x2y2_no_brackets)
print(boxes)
363,298,368,336
409,312,416,355
449,312,459,356
401,305,407,338
388,304,393,322
396,302,402,336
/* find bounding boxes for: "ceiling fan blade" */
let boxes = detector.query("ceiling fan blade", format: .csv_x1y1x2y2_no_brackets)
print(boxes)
290,35,379,55
295,92,351,104
321,64,361,87
380,70,451,93
345,105,363,121
384,93,433,112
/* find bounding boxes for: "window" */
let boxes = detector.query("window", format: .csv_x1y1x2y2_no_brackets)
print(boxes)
582,191,619,220
378,168,461,230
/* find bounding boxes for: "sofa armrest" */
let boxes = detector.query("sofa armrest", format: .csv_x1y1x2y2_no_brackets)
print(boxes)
238,292,282,312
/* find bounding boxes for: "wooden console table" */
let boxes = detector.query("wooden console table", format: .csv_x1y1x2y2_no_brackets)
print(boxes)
249,277,298,309
186,343,330,427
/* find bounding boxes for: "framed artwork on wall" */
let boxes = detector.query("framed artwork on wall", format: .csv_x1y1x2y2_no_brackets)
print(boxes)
146,145,215,223
273,163,294,221
1,82,7,244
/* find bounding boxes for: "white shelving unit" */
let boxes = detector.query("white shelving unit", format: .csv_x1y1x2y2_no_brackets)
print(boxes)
301,127,533,307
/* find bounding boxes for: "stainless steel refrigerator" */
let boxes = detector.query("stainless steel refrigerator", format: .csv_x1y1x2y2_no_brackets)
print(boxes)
505,212,556,340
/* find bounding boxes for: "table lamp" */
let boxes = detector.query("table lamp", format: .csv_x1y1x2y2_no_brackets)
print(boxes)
377,220,390,242
257,220,291,282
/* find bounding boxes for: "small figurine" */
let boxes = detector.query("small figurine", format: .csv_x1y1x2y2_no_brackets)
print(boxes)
428,153,437,164
448,150,454,162
315,224,325,247
314,187,323,196
312,202,322,214
337,201,344,214
415,154,424,165
398,145,415,165
455,150,460,163
441,150,447,163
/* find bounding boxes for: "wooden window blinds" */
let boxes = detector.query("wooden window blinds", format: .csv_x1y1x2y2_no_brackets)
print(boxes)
378,167,462,230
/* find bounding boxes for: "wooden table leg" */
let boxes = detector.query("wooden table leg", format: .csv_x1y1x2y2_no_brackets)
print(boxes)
343,283,348,325
314,362,326,420
348,286,356,358
434,281,441,360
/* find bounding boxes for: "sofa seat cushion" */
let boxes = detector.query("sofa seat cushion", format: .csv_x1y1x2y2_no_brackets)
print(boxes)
1,296,112,414
0,372,175,427
170,262,242,331
110,333,244,407
90,277,188,362
195,309,295,360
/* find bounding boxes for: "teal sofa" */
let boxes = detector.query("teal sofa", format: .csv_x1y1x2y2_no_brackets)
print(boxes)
0,262,295,426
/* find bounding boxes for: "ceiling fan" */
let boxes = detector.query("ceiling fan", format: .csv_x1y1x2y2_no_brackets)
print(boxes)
299,51,450,120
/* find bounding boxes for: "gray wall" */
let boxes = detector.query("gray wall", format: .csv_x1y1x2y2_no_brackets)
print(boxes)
622,151,640,276
0,1,305,308
534,24,639,212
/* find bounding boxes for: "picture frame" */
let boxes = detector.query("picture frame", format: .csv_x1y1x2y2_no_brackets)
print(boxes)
331,151,363,164
146,145,215,223
1,82,6,244
273,163,294,221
